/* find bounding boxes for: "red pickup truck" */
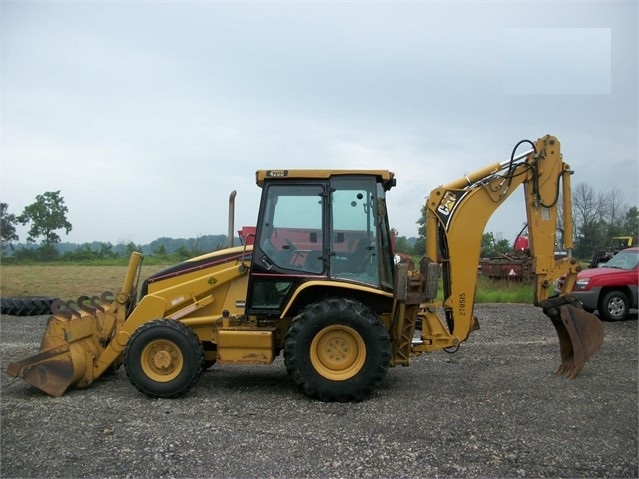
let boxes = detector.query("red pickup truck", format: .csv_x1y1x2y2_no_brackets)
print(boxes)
558,247,639,321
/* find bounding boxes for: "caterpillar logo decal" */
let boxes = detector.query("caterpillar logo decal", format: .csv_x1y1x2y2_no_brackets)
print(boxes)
435,189,469,229
437,191,459,216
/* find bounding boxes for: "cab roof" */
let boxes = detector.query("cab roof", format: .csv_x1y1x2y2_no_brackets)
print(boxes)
255,169,396,189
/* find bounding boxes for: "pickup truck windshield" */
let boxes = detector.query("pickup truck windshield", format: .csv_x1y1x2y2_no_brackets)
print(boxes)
603,249,639,270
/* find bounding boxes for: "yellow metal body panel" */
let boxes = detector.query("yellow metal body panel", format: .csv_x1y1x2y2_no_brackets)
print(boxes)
144,247,248,319
281,279,394,320
217,329,275,364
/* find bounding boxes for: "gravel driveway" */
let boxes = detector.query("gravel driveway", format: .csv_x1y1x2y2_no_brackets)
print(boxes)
1,304,637,478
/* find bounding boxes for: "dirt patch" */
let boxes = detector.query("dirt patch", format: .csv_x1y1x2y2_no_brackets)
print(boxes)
1,305,637,478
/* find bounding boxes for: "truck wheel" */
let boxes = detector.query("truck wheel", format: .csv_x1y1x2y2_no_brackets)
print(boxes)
0,296,58,316
124,319,204,398
284,298,391,402
598,290,630,322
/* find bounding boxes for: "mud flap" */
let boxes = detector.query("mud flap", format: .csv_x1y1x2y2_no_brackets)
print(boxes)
540,295,604,379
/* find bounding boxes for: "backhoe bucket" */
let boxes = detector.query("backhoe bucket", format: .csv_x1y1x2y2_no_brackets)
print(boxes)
540,296,604,379
5,252,143,396
5,294,118,396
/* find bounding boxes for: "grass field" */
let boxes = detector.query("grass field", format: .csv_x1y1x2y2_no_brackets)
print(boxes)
0,264,169,302
0,263,534,303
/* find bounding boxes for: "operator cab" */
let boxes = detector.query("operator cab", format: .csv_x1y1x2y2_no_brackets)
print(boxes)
247,170,396,315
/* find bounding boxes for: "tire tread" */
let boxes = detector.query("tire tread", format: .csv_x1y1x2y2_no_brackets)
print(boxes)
0,296,58,316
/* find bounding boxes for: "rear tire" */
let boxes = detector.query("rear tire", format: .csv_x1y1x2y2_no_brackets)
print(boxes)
598,290,630,322
0,296,58,316
124,319,204,398
284,298,391,402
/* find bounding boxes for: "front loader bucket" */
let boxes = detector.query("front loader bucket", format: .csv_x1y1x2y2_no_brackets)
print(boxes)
540,295,604,379
5,294,117,396
5,252,143,396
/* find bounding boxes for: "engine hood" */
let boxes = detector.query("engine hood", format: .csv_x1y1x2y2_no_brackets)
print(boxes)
578,266,633,279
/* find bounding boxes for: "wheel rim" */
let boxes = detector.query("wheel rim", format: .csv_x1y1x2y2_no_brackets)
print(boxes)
310,325,366,381
140,339,184,382
608,297,625,319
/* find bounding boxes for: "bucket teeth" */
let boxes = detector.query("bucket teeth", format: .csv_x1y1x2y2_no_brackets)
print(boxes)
90,296,106,312
51,299,79,320
50,292,115,320
66,300,83,316
101,291,115,303
77,296,97,314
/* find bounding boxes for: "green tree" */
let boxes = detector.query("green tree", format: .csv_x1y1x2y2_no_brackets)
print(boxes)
413,203,427,256
175,246,194,261
98,242,116,260
72,243,99,261
125,242,140,257
1,203,19,252
389,228,410,255
481,232,511,257
152,244,168,259
393,235,412,254
622,206,638,235
18,191,72,246
576,219,608,259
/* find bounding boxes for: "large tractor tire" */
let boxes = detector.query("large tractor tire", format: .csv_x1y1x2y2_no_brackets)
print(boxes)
284,297,391,402
124,319,204,398
0,296,58,316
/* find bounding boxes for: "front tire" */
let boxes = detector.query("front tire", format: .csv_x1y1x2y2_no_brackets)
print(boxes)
124,319,204,398
284,298,391,402
598,290,630,322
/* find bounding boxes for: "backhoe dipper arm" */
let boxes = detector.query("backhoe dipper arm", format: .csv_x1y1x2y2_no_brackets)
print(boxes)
414,135,603,378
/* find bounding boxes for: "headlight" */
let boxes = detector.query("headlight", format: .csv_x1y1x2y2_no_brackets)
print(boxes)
574,278,590,290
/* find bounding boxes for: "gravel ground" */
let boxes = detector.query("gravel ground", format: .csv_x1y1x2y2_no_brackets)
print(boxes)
1,304,637,479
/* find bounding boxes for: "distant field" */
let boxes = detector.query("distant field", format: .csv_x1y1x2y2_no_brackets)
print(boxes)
0,263,534,304
0,264,170,302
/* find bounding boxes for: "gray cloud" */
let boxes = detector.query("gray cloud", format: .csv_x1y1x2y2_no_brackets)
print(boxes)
2,1,636,245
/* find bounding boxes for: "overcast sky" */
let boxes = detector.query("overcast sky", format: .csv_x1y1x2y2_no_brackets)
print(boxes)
1,1,637,246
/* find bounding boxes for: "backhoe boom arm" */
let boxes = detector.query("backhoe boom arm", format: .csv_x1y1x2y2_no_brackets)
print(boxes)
406,135,603,378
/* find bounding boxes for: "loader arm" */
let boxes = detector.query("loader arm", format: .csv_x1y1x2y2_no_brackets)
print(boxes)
5,249,250,396
404,135,603,378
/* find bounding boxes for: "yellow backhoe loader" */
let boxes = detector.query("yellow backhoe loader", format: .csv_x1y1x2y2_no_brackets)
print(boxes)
5,134,604,401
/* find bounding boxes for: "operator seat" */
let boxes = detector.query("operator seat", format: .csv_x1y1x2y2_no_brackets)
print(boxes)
349,238,374,274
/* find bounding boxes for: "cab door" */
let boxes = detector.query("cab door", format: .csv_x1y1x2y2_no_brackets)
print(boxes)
247,183,326,314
